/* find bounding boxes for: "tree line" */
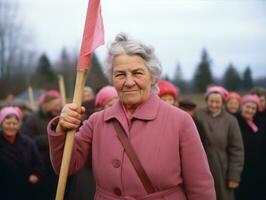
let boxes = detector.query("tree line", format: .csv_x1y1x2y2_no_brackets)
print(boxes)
1,47,266,100
170,49,263,93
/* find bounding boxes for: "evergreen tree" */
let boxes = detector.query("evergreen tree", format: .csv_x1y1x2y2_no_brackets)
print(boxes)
222,63,241,91
56,48,75,98
172,63,186,92
31,53,57,89
242,66,253,90
86,54,109,93
193,49,213,92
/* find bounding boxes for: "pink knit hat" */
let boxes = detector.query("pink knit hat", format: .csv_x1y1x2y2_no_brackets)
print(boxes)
39,90,60,105
157,80,179,98
95,86,118,108
226,92,241,102
241,94,263,112
0,107,22,124
205,86,229,100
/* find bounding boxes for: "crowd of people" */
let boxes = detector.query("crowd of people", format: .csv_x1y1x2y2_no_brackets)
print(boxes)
0,33,266,200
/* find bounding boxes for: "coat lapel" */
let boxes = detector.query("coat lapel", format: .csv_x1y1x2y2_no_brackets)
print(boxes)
104,92,160,133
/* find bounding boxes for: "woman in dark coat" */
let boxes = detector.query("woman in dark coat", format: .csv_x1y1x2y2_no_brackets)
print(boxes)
193,86,244,200
250,86,266,122
22,90,61,200
235,94,266,199
0,107,43,200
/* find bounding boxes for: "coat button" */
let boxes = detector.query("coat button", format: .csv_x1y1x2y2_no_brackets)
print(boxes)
113,187,122,196
112,159,121,168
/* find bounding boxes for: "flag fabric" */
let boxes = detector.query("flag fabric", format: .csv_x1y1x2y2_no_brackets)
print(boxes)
77,0,104,69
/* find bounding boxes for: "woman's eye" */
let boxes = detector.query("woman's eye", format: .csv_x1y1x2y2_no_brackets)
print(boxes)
134,72,143,76
114,73,125,78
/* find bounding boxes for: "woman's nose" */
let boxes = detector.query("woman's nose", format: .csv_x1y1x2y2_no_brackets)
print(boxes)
124,76,135,87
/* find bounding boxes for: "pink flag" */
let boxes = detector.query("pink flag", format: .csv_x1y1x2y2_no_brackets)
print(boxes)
77,0,104,70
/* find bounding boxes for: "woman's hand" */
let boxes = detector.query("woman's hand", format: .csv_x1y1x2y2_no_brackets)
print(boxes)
228,180,239,189
28,174,39,184
56,103,85,132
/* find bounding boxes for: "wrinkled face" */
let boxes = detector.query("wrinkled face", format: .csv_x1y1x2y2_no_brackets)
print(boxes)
226,98,240,114
259,95,266,110
160,94,176,106
241,102,257,120
1,117,20,137
112,54,154,111
43,98,61,116
207,93,223,113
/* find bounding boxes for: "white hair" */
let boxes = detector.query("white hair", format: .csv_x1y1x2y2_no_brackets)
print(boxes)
104,33,162,92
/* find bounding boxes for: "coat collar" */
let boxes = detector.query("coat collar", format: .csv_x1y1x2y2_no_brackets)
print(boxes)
204,107,225,118
104,92,160,123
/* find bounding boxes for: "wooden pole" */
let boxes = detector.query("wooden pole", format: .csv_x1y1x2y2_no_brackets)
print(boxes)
58,74,67,106
55,69,87,200
28,86,36,111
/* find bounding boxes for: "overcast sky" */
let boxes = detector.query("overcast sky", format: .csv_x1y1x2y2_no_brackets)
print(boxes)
20,0,266,80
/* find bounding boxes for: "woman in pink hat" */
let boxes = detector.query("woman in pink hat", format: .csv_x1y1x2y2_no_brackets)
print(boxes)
234,94,266,200
225,92,241,115
0,107,42,200
95,85,119,111
193,85,244,200
157,80,179,106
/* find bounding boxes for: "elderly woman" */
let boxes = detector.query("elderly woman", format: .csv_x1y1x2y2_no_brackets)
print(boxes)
235,95,266,200
47,33,215,199
0,107,42,200
193,86,244,200
225,92,241,115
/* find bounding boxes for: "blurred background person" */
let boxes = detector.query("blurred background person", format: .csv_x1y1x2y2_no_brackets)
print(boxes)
81,86,96,122
95,85,118,111
22,89,61,200
6,94,14,106
157,79,179,106
82,86,95,102
250,86,266,122
225,92,241,115
193,85,244,200
179,99,197,117
0,94,15,109
235,94,266,200
0,107,42,200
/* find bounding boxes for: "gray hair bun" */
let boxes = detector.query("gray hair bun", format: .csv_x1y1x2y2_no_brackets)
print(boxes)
115,32,129,42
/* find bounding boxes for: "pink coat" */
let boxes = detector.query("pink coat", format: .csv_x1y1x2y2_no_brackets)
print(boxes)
48,93,216,200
